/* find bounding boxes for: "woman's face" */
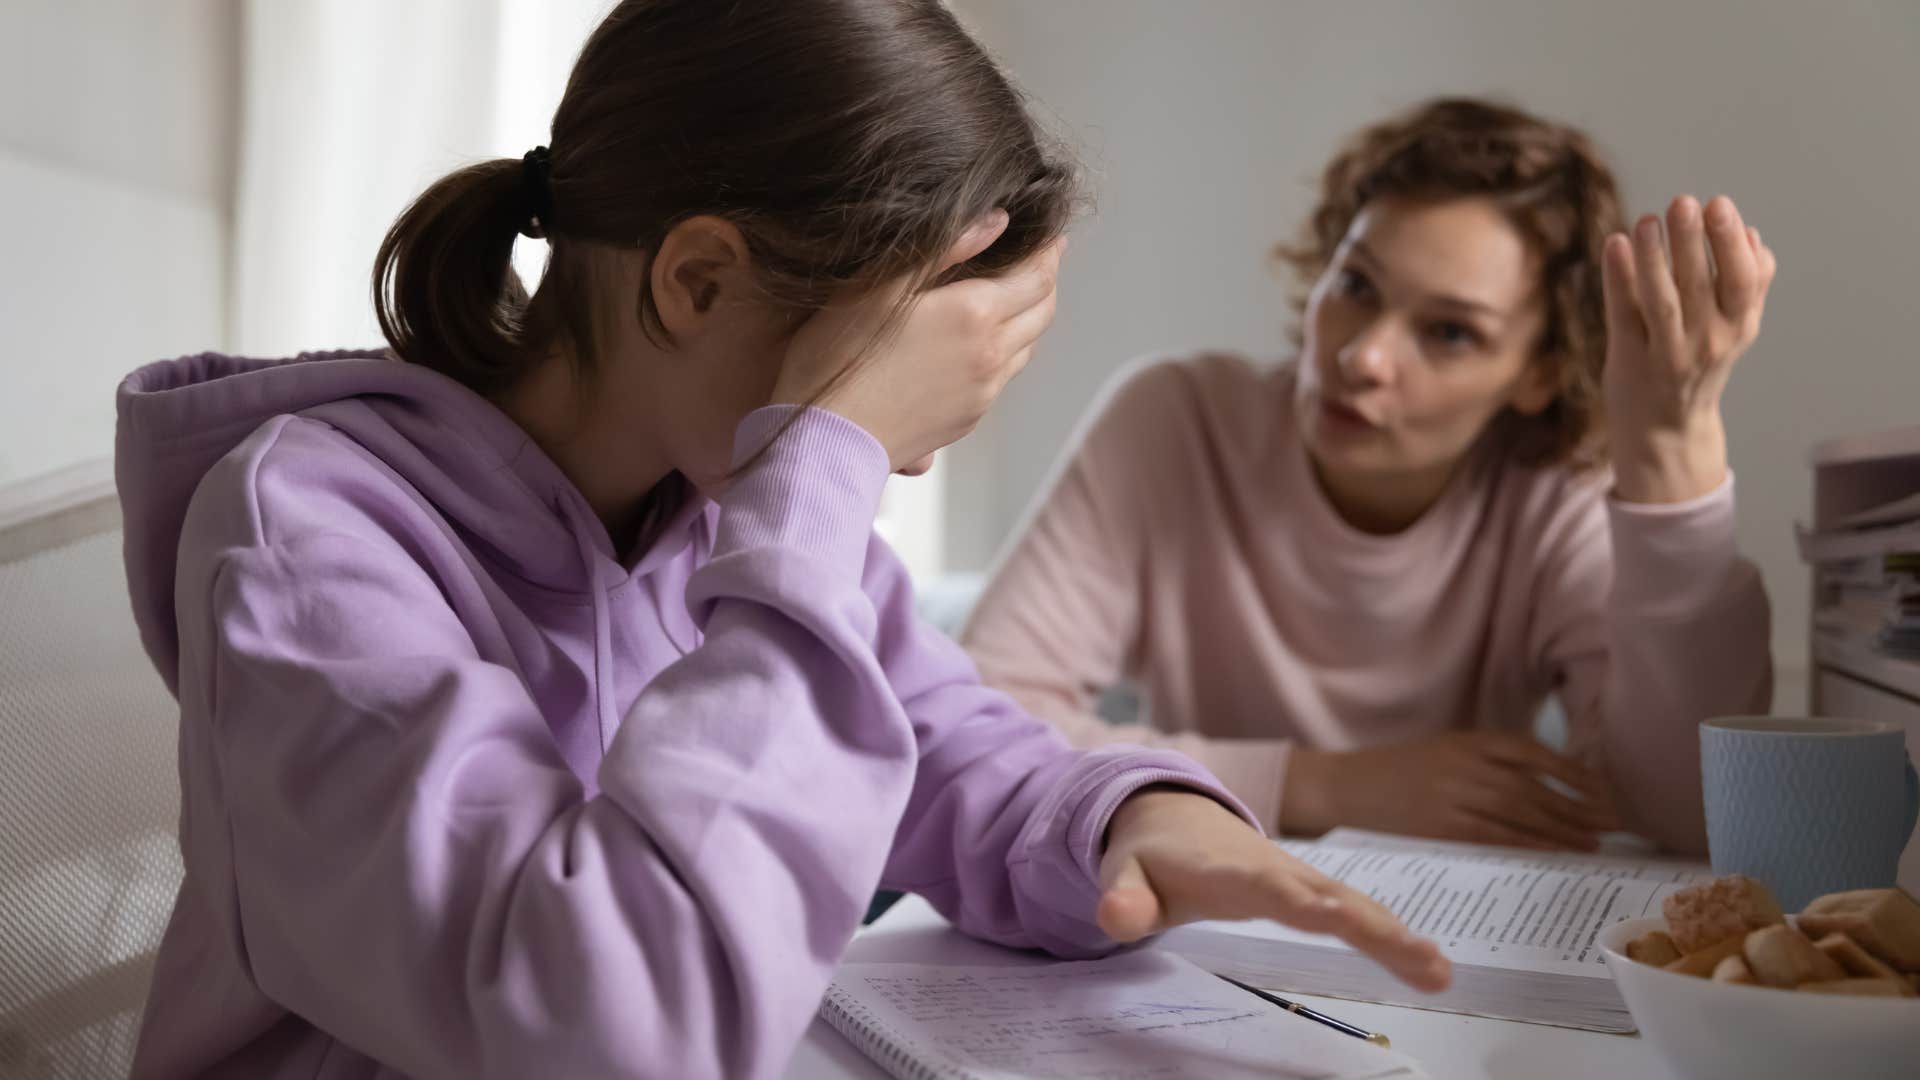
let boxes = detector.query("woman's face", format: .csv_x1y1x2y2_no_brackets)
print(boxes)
1294,196,1557,485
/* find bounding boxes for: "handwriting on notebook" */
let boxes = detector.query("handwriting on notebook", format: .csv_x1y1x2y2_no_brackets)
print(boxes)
865,966,1260,1049
822,951,1425,1080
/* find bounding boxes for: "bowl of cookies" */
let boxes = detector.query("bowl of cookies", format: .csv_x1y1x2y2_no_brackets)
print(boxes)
1599,875,1920,1080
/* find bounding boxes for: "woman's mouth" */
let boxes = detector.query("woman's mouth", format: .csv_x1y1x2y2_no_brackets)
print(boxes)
1318,397,1378,433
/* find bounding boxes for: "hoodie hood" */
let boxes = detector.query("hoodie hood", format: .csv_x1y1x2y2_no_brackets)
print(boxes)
115,349,704,693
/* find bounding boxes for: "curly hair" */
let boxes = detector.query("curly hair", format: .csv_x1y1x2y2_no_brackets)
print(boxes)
1277,97,1627,467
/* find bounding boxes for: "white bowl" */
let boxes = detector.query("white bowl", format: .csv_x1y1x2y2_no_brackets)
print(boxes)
1599,916,1920,1080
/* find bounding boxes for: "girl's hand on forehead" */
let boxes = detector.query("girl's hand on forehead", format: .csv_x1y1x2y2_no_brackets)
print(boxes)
773,209,1067,472
1601,194,1777,505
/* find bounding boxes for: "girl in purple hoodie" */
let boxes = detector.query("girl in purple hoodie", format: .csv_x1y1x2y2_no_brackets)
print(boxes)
118,3,1448,1076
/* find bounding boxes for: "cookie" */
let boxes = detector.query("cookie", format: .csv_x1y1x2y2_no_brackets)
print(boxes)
1797,889,1920,973
1665,934,1748,978
1711,954,1756,984
1661,875,1785,954
1743,924,1845,988
1626,929,1681,967
1813,931,1903,981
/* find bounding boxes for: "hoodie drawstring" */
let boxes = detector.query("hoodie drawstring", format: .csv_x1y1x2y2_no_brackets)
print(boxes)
560,497,620,754
646,572,696,659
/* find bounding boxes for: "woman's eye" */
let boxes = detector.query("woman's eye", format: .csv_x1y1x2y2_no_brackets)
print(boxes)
1335,267,1373,298
1427,321,1480,350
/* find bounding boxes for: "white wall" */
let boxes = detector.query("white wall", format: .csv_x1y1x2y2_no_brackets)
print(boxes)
0,0,239,490
949,0,1920,701
228,0,626,356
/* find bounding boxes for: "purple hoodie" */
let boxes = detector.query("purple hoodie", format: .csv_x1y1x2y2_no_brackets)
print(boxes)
116,350,1247,1079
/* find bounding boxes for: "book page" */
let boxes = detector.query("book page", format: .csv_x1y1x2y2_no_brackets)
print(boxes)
1222,837,1711,977
824,951,1423,1080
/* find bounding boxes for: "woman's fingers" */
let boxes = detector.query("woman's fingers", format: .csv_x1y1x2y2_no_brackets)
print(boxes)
1666,196,1715,334
1750,226,1777,297
1465,750,1612,848
1476,734,1609,803
1601,233,1644,351
1526,772,1620,833
1454,810,1570,851
1704,196,1759,321
1631,214,1686,361
1456,767,1600,850
1468,786,1603,850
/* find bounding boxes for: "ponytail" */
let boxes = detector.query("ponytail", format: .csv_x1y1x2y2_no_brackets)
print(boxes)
372,159,537,397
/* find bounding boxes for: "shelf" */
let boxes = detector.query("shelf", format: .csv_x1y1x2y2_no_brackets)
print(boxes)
1810,426,1920,468
1813,635,1920,702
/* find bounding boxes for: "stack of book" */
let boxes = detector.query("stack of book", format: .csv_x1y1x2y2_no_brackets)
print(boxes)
1799,496,1920,660
1812,553,1920,657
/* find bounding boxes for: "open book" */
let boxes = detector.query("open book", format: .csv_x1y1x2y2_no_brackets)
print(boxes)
820,950,1428,1080
1158,829,1711,1032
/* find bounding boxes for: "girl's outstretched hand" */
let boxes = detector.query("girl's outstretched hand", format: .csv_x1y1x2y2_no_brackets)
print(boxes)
1098,788,1453,993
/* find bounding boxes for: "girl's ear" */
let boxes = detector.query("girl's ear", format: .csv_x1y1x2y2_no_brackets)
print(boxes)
650,215,753,340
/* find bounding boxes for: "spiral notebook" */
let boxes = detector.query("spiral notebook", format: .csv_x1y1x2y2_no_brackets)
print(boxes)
819,950,1427,1080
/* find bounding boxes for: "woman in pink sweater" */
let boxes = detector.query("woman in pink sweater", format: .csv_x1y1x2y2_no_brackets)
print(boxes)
963,98,1777,856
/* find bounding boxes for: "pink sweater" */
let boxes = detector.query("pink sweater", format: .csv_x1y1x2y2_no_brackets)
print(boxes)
961,354,1772,852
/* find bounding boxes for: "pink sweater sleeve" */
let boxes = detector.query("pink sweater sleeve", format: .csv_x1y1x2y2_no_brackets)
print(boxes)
1531,474,1772,855
962,368,1295,830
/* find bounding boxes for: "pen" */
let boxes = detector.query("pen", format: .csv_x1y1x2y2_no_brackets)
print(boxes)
1215,973,1393,1049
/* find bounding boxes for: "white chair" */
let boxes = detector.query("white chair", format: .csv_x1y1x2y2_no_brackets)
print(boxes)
0,466,182,1079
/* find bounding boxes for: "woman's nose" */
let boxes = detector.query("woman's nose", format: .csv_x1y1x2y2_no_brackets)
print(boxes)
1336,318,1399,387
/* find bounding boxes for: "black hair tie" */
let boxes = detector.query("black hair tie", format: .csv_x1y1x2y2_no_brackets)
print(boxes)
520,145,553,239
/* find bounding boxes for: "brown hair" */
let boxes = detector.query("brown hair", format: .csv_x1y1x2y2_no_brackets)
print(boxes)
373,0,1076,402
1277,97,1626,467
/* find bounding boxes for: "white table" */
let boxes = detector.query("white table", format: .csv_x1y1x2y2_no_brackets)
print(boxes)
784,894,1682,1080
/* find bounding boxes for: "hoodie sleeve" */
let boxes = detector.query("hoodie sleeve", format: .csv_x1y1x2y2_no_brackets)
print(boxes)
1529,474,1772,855
183,409,929,1079
865,534,1256,958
